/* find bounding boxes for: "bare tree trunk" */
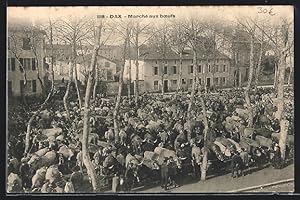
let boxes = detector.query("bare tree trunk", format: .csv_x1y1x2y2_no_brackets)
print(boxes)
275,53,287,121
273,62,279,92
114,29,128,143
128,39,132,99
287,67,293,87
24,23,56,155
238,68,242,88
287,49,293,87
134,22,139,108
211,31,216,88
245,34,255,128
177,51,183,93
72,43,83,108
161,71,165,96
63,62,73,120
200,96,209,181
279,120,289,160
254,42,263,91
82,24,102,192
187,48,197,123
92,65,99,100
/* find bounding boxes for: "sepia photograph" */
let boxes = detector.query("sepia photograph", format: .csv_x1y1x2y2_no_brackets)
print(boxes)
6,5,294,194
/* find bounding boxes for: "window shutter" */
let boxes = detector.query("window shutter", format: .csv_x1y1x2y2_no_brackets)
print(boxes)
32,80,37,92
32,58,36,70
19,58,24,72
11,58,15,71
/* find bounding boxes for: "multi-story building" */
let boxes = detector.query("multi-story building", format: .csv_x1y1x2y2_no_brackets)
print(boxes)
7,24,46,97
217,28,263,87
45,44,118,84
76,54,117,84
124,47,232,93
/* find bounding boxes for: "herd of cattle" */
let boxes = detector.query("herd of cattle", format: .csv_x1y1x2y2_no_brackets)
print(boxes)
7,87,294,193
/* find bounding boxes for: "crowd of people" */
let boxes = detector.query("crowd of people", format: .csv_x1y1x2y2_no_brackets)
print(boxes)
7,86,294,193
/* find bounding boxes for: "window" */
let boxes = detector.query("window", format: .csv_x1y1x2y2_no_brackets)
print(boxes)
182,79,186,84
154,81,159,90
24,58,31,70
11,58,16,71
8,81,12,96
8,58,11,71
107,70,113,80
207,64,211,73
155,60,158,64
215,65,219,72
172,80,177,86
174,60,177,64
214,77,219,85
220,77,226,85
223,65,226,72
32,58,36,70
7,58,16,71
164,66,168,75
191,59,193,64
172,66,177,74
32,80,37,93
216,59,219,63
22,38,31,50
105,62,110,68
165,60,168,64
19,58,32,71
153,66,158,75
8,37,10,49
198,65,202,73
189,65,193,74
20,80,24,94
189,79,193,85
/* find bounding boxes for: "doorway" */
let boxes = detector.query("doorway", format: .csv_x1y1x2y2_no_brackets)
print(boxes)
164,80,168,93
206,78,211,88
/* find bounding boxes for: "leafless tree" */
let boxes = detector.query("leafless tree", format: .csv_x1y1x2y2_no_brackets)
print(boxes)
8,30,28,105
251,16,293,160
56,17,94,119
237,18,257,128
107,19,133,142
24,20,58,155
23,26,45,95
128,21,154,106
183,17,210,180
168,19,189,93
81,20,104,192
149,21,171,96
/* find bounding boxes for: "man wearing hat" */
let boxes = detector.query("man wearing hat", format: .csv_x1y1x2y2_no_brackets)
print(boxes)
160,158,169,190
271,143,282,169
19,157,31,189
231,150,244,178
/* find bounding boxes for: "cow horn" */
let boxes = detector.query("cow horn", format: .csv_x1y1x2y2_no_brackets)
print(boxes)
108,165,114,169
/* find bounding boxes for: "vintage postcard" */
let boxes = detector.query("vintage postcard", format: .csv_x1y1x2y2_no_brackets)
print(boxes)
7,6,294,193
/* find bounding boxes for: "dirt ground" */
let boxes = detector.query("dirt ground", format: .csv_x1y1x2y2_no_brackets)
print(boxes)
139,163,294,193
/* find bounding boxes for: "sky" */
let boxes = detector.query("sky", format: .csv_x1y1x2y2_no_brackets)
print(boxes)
7,6,294,46
8,6,293,25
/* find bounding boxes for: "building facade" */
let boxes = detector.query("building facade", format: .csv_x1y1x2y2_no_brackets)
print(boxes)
8,25,46,97
45,45,117,85
76,54,117,84
124,48,232,93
